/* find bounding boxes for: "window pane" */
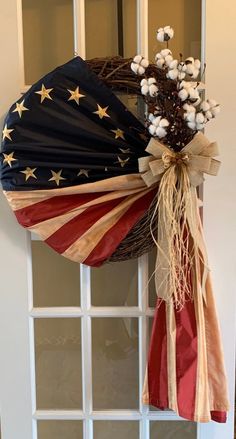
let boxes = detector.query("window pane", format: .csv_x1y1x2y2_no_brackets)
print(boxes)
85,0,136,58
150,421,197,438
94,421,139,439
32,241,80,307
92,318,139,409
35,318,82,409
22,0,74,84
37,421,83,439
91,260,138,306
148,0,201,60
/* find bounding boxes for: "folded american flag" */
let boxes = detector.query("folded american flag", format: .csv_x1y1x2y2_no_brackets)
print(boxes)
0,56,155,265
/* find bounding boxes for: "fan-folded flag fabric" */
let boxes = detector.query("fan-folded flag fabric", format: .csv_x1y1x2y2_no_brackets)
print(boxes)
0,57,229,422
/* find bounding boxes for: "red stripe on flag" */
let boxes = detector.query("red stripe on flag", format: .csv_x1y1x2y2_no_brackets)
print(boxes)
84,189,156,266
15,192,106,227
45,196,126,254
174,298,198,421
148,299,169,409
211,411,227,423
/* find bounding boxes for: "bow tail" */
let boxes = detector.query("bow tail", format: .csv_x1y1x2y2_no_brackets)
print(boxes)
153,166,209,308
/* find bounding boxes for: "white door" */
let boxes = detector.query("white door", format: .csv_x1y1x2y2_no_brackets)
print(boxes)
0,1,235,438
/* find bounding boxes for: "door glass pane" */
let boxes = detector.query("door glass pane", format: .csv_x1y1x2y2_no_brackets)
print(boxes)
148,0,201,61
94,421,139,439
22,0,74,84
92,318,139,409
85,0,137,58
37,421,83,439
150,421,197,438
91,260,138,306
35,318,82,409
32,241,80,307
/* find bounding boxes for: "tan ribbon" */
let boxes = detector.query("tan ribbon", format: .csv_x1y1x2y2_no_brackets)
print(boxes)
139,132,221,307
139,131,220,188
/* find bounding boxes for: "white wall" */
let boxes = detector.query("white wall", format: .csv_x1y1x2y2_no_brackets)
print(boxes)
204,1,236,437
0,2,34,438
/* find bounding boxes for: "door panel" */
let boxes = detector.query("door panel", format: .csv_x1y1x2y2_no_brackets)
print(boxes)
22,0,74,84
35,318,82,409
37,421,83,439
32,242,80,307
93,421,139,439
91,260,138,306
150,421,197,438
92,318,139,409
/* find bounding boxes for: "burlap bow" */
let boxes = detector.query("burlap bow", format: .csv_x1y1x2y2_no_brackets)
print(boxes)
139,132,221,307
139,131,220,188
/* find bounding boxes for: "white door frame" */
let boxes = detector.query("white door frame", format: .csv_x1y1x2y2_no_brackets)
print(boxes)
0,1,235,438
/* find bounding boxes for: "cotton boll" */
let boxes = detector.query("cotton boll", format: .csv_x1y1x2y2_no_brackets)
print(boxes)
169,59,178,69
178,71,186,80
165,26,174,39
196,123,204,130
183,103,196,113
205,110,213,119
167,69,178,80
191,68,200,79
131,63,139,74
194,59,201,70
156,28,165,42
148,77,156,85
161,49,172,57
157,26,174,42
165,55,173,66
133,55,142,64
156,58,165,68
189,88,199,100
141,84,149,95
156,126,167,138
131,55,149,75
185,64,195,76
187,121,197,130
208,99,217,108
137,65,145,75
153,116,161,126
211,106,220,116
200,101,210,112
195,112,205,124
192,97,201,107
141,58,149,68
148,113,155,123
149,84,158,97
149,125,157,136
185,57,194,64
186,112,196,122
178,62,187,73
159,118,169,127
178,88,188,101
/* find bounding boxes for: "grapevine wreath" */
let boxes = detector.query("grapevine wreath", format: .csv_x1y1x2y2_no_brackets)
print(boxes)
0,26,229,422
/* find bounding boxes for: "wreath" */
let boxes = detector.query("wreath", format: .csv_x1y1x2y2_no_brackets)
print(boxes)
0,25,229,423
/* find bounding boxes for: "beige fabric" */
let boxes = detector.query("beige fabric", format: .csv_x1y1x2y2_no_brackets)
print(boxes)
4,173,146,210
